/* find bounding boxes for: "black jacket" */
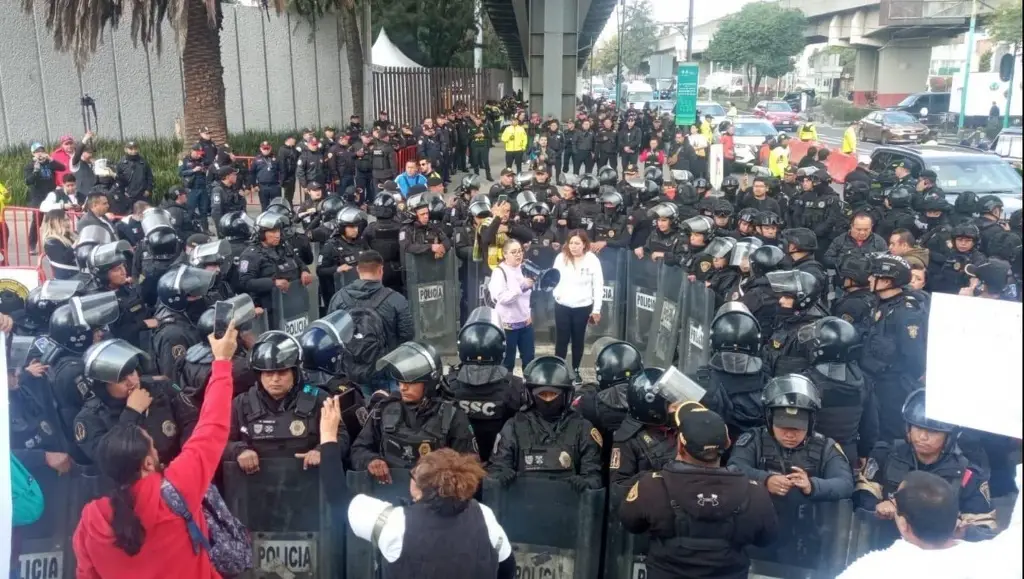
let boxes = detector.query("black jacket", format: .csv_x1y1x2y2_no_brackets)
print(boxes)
328,279,414,351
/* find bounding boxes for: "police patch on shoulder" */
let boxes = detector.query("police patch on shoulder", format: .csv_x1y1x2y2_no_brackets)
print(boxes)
700,260,711,272
239,260,249,273
356,406,369,425
610,447,621,470
75,422,86,442
626,482,639,502
907,325,919,339
162,420,178,437
172,344,187,360
841,313,853,323
736,432,752,447
590,428,603,447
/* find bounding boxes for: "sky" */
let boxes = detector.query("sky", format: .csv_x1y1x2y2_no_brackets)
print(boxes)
598,0,758,41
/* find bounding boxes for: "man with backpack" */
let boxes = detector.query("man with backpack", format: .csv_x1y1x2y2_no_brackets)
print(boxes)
327,250,415,395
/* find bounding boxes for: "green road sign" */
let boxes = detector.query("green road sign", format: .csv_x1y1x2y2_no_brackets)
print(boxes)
676,63,700,126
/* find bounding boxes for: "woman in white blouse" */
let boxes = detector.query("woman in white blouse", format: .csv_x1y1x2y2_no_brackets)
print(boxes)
551,230,604,379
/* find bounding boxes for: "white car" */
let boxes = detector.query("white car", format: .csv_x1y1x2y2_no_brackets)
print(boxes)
725,118,778,168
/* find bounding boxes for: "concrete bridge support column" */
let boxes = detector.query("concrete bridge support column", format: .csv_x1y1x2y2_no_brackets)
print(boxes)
528,0,579,119
851,48,878,106
874,44,932,107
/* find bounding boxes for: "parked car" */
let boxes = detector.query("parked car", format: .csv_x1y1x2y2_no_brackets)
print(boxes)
782,89,816,113
858,111,930,144
991,126,1022,172
725,117,778,169
753,101,802,132
696,102,727,119
888,92,951,118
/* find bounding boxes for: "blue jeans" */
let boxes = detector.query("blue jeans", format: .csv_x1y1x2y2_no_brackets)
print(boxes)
187,187,209,221
503,324,536,371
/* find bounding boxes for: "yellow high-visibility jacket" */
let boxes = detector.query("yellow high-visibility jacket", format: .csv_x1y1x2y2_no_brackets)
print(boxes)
769,146,790,178
798,124,818,142
842,126,857,154
501,125,528,152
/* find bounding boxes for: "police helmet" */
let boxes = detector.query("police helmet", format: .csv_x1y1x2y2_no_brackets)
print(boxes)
694,178,711,192
597,166,619,186
197,307,216,336
522,356,574,392
806,316,860,365
250,331,303,372
468,194,493,219
767,270,822,310
319,196,348,223
337,206,369,235
951,223,980,242
737,208,760,225
25,280,86,332
648,202,679,223
218,211,255,241
902,388,956,433
638,179,661,203
266,197,294,217
141,208,174,236
681,215,715,235
157,265,216,312
254,211,289,234
710,302,761,355
83,339,146,384
75,225,116,269
844,181,871,205
643,166,664,186
711,199,734,218
705,236,737,259
189,240,232,276
954,191,978,215
868,185,886,207
730,237,763,268
460,175,482,193
783,227,818,252
756,211,783,227
599,186,624,212
977,195,1004,216
371,193,398,219
869,253,912,288
376,341,443,388
838,254,873,287
721,175,740,196
672,170,694,184
49,292,121,353
527,202,552,221
887,186,913,209
592,338,644,386
516,191,540,218
627,366,707,425
299,311,355,373
407,192,430,212
144,227,181,261
676,183,699,205
920,195,949,213
762,374,821,430
87,240,132,278
577,175,600,199
749,245,786,277
165,185,187,204
458,307,506,366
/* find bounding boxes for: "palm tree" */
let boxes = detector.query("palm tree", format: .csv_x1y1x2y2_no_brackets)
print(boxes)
25,0,286,145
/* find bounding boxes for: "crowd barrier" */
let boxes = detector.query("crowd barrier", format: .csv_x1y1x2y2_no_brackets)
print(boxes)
0,206,130,269
755,140,857,184
15,452,1017,579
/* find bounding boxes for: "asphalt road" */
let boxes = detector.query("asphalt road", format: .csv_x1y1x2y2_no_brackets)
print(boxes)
812,124,878,162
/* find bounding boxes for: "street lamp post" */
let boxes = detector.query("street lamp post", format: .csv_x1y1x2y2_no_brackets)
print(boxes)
957,0,978,131
686,0,695,61
616,0,625,109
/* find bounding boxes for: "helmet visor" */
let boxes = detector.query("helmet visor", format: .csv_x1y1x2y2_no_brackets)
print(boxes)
83,339,145,384
652,366,707,405
141,208,174,235
71,291,121,328
375,342,439,382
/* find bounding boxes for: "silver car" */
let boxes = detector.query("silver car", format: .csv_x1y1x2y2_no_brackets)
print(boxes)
725,118,778,168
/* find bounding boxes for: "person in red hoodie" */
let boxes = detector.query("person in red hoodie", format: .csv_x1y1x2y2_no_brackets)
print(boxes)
719,122,736,177
72,320,239,579
51,134,76,186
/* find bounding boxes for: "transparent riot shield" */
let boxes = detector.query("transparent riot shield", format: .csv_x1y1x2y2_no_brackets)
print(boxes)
603,482,651,579
527,244,559,349
675,278,716,375
482,477,604,579
625,254,659,354
12,451,72,579
333,268,360,295
587,247,627,344
222,459,336,579
345,469,414,579
645,263,687,368
272,285,312,335
464,259,493,321
748,498,854,578
405,252,460,355
306,273,321,324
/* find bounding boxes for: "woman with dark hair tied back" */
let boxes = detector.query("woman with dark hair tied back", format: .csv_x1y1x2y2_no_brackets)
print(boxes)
347,448,516,578
72,321,240,579
552,229,604,381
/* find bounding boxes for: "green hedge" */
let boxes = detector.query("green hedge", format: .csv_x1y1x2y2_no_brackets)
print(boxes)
0,131,294,206
821,98,876,124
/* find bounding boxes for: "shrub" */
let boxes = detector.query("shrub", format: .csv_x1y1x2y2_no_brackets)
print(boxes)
821,98,876,124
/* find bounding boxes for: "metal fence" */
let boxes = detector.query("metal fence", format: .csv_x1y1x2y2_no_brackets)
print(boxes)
373,67,513,123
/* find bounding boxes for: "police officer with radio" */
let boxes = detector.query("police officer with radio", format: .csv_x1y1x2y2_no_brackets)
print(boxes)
800,317,878,468
178,306,256,404
363,194,405,293
317,207,369,304
727,375,854,502
86,241,154,349
351,342,477,480
444,308,529,462
151,266,215,383
611,368,691,487
237,212,312,319
571,339,645,435
227,331,346,475
73,339,198,464
762,270,828,377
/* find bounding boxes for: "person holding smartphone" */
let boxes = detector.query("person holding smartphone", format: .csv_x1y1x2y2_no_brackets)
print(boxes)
552,230,604,380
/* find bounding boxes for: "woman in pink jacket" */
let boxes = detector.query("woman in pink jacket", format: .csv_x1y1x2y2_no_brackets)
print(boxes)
487,238,536,371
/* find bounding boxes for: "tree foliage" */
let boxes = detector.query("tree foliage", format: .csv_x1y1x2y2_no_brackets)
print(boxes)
978,49,992,72
705,3,806,96
592,36,620,74
617,0,659,74
371,0,478,67
480,14,510,70
987,0,1022,48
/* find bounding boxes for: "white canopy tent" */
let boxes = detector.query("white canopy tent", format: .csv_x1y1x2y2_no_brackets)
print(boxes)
372,29,423,68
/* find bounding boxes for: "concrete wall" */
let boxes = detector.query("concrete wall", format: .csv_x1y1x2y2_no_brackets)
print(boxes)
0,4,355,149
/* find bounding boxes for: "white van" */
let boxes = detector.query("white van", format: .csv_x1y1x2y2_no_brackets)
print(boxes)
623,82,656,108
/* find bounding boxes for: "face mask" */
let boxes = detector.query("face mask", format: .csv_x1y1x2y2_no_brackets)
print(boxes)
533,391,566,420
531,220,548,233
185,297,210,323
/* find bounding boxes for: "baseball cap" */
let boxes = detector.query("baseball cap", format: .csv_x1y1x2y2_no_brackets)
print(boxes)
30,142,45,153
919,169,938,181
259,140,272,149
965,259,1011,291
357,250,384,265
381,180,399,192
893,159,907,169
199,126,211,134
125,141,138,149
784,166,797,175
324,125,336,132
673,402,729,461
427,176,444,188
772,407,811,430
501,167,517,177
535,165,549,174
59,134,75,145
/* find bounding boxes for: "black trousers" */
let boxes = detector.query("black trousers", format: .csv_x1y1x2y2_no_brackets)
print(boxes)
573,152,595,174
620,152,639,169
505,151,524,173
470,148,491,177
454,144,469,171
555,303,591,372
595,152,617,171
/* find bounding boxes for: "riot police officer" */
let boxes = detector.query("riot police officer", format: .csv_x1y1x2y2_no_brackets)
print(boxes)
593,186,629,249
878,186,920,240
250,140,282,211
132,215,184,308
695,303,769,440
217,211,255,282
227,331,347,475
831,254,879,338
363,193,405,293
800,316,877,468
351,341,477,479
734,246,783,341
860,254,928,443
73,338,198,464
488,356,603,492
178,304,256,404
298,311,368,441
596,117,619,170
781,227,828,295
789,168,842,260
681,216,717,281
159,186,198,239
151,265,214,382
571,338,644,435
641,202,688,264
188,239,236,302
567,175,602,234
524,201,557,247
237,212,312,322
400,193,452,257
317,207,369,306
628,180,664,252
931,223,985,294
727,375,854,502
755,211,784,248
843,181,882,227
210,166,247,229
856,389,996,543
87,240,153,348
762,270,827,376
444,307,529,461
370,133,399,199
951,191,978,226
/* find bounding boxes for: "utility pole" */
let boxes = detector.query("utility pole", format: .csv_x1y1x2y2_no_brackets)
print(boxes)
957,0,977,131
616,0,625,108
686,0,695,60
1005,45,1018,129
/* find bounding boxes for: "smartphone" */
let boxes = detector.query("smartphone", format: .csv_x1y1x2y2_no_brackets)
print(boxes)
214,301,235,339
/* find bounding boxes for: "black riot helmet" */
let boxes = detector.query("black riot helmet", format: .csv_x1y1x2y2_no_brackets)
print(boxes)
460,175,482,193
767,270,822,310
299,311,355,373
838,253,872,287
266,197,294,218
730,237,763,268
576,175,600,199
157,265,216,312
600,186,624,213
782,227,818,252
867,184,886,207
337,206,369,238
693,177,710,191
371,192,398,219
189,239,232,276
25,280,86,332
164,185,187,204
457,306,506,366
710,302,762,355
319,196,348,223
806,316,859,365
749,245,786,277
711,198,734,218
141,208,174,236
522,356,574,392
681,215,715,235
49,292,121,353
87,240,132,278
763,374,821,431
197,307,216,336
921,195,949,213
648,202,679,224
255,211,289,236
592,337,644,386
844,181,871,205
643,166,664,186
676,183,699,206
705,237,737,259
887,186,913,209
954,191,978,215
250,330,303,372
756,211,783,227
516,191,539,218
869,253,912,288
527,202,551,223
737,208,760,225
83,339,146,385
951,223,981,242
672,169,694,184
376,341,444,390
977,195,1004,217
627,366,707,425
640,179,661,203
902,388,956,434
218,211,255,241
469,194,493,218
75,225,117,269
721,175,740,196
145,227,181,260
597,166,619,186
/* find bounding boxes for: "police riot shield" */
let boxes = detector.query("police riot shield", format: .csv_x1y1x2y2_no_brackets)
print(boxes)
675,279,716,375
645,263,687,368
747,498,853,578
405,251,460,355
305,272,321,324
11,451,73,579
345,469,414,579
527,244,558,349
603,482,651,579
625,254,659,354
482,477,604,579
587,247,627,344
333,267,360,295
222,459,336,579
464,259,493,320
271,284,311,335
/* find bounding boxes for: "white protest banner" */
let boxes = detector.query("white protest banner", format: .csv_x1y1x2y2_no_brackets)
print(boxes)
1,333,12,579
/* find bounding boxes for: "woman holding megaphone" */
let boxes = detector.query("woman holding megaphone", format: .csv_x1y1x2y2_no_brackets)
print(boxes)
488,238,536,371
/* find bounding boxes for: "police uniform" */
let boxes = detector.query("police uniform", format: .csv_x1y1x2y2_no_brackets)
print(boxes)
178,154,209,220
728,427,854,501
316,235,367,305
249,153,282,211
610,417,677,487
567,199,602,236
830,288,878,339
446,367,528,462
226,383,346,459
210,178,246,227
296,148,329,190
487,407,604,488
762,308,827,377
362,215,404,292
151,307,203,384
594,207,630,247
74,378,198,465
596,126,618,169
469,122,493,179
237,242,304,310
371,139,398,194
399,220,452,257
350,396,477,469
571,383,630,435
105,283,151,349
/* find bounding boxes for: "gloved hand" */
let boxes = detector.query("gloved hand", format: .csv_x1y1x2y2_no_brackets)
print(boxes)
567,475,595,494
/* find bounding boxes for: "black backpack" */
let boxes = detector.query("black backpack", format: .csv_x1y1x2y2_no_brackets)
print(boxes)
339,289,392,384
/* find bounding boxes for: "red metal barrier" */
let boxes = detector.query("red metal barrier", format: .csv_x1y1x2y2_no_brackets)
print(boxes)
825,152,858,184
397,146,417,169
2,207,43,267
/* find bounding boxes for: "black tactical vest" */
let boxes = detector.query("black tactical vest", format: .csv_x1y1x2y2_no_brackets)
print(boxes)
243,386,320,457
758,428,828,479
380,400,456,468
